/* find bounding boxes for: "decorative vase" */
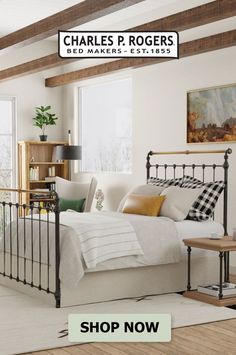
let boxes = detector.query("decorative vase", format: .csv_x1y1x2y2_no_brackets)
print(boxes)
39,135,47,141
95,189,104,211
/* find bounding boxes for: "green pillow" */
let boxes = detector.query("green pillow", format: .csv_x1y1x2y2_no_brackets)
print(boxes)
59,198,85,212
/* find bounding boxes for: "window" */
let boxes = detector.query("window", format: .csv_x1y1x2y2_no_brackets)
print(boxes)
79,78,132,173
0,97,16,200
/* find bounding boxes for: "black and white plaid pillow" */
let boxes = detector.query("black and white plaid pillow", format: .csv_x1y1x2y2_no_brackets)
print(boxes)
182,176,225,221
148,177,183,187
182,175,203,188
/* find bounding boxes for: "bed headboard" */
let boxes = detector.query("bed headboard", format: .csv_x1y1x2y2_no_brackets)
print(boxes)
146,148,232,235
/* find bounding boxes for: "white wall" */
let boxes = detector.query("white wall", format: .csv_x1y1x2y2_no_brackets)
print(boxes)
0,41,64,142
63,46,236,263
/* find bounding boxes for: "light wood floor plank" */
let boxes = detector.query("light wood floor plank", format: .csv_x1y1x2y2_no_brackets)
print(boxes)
61,345,92,355
172,329,218,354
208,318,236,332
84,343,113,355
179,326,228,350
159,334,204,355
200,322,235,337
111,342,151,355
127,342,166,355
48,349,71,355
31,351,52,355
188,324,236,348
148,340,193,355
93,343,128,355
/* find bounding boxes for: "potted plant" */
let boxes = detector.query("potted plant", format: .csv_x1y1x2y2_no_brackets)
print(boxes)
33,105,58,141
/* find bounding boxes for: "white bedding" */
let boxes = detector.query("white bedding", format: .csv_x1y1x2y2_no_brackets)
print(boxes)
176,219,224,240
176,219,224,258
58,212,143,269
0,211,180,288
86,214,224,272
51,211,181,286
0,211,224,288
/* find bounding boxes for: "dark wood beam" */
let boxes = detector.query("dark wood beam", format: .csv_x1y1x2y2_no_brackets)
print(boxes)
0,54,77,81
1,0,236,81
45,29,236,87
0,0,143,50
131,0,236,32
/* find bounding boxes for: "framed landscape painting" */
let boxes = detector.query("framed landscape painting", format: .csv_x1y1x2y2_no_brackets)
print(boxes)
187,83,236,143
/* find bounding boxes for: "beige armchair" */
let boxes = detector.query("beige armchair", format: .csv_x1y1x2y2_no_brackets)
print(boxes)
55,176,97,212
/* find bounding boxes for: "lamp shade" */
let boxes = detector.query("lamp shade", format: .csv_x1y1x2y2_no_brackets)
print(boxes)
55,145,82,160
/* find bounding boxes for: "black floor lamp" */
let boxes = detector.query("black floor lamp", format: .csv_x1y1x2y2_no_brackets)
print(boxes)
55,145,82,180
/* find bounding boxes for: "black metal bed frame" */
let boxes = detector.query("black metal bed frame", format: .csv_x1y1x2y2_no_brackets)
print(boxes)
0,149,232,308
146,148,232,281
0,188,61,308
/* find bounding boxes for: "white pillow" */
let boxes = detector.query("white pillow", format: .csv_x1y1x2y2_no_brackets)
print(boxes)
55,176,97,212
117,184,165,212
160,186,204,221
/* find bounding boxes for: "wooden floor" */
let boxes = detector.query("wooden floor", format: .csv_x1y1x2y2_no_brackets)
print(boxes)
28,318,236,355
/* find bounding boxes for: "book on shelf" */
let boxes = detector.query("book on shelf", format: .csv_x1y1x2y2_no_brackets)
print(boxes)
31,188,50,199
31,201,48,214
198,283,236,297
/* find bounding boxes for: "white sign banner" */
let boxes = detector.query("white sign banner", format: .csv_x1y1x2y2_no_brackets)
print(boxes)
58,31,179,58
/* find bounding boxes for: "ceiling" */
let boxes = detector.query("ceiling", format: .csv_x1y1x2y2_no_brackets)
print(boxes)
0,0,213,38
0,0,235,42
0,0,235,75
0,0,84,36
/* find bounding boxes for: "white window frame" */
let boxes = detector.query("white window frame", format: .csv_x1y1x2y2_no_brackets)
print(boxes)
0,96,17,189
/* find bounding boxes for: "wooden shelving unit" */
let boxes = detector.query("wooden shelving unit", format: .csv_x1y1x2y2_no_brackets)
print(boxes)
18,141,69,207
29,162,65,165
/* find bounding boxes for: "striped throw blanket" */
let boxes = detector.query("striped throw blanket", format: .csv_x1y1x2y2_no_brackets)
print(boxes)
59,212,144,269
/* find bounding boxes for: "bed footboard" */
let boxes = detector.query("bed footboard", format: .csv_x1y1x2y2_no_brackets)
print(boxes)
0,188,61,308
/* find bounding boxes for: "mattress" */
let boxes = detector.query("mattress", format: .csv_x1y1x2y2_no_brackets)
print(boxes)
176,219,224,258
1,210,224,285
86,218,224,273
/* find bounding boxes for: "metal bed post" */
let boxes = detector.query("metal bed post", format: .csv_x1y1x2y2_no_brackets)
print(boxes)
146,148,232,281
0,187,61,308
223,148,232,282
223,148,232,235
54,191,61,308
146,151,152,182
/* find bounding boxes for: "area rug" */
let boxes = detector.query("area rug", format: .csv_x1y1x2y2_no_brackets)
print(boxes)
0,285,236,355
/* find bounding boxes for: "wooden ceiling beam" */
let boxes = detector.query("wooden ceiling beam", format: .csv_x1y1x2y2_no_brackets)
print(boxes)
1,0,236,81
45,29,236,87
131,0,236,32
0,54,77,81
0,0,143,50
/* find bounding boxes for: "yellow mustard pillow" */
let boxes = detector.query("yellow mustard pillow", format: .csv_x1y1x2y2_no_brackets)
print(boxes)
122,194,165,217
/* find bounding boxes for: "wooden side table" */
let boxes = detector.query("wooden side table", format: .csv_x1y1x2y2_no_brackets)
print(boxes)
183,236,236,306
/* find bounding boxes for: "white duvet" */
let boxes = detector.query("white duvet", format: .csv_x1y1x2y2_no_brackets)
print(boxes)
0,211,181,288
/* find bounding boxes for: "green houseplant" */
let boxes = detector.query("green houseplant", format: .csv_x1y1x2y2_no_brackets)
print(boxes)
33,105,58,141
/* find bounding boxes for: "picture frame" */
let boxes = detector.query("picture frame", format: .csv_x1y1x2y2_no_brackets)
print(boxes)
187,83,236,144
